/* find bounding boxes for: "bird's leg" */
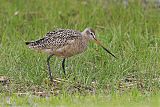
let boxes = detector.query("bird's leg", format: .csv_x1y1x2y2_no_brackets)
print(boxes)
62,58,66,75
47,54,54,82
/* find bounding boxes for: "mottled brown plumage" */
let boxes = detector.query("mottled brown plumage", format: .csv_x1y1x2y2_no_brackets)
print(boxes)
26,28,88,57
26,28,116,82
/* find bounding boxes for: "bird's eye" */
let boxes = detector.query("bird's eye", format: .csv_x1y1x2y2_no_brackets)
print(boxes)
90,32,94,36
90,32,95,38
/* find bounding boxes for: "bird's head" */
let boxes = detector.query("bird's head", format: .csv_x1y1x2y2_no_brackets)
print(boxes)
82,28,96,40
82,28,117,58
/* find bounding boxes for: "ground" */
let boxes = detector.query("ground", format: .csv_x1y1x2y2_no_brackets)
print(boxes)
0,0,160,106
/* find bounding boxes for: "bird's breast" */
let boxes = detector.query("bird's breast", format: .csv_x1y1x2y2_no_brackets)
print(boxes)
54,39,88,58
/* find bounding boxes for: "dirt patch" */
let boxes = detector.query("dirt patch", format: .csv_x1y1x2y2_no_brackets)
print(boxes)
0,77,97,97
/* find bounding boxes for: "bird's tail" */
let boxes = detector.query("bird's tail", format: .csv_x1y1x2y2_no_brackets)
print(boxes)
25,41,32,45
25,41,40,50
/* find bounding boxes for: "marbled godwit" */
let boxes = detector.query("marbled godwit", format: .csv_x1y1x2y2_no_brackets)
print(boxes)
26,28,116,81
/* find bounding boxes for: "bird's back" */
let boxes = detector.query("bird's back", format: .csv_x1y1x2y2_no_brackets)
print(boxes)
26,29,82,50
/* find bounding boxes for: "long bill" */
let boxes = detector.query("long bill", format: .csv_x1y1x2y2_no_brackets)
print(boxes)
94,39,117,58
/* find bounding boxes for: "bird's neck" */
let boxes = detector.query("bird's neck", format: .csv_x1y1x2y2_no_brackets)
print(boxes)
81,32,90,42
82,36,90,45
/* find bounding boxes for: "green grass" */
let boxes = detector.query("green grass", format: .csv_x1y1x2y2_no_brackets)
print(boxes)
0,91,160,107
0,0,160,106
1,92,160,107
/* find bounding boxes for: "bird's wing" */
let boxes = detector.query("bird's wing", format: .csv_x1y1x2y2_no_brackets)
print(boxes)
27,29,82,49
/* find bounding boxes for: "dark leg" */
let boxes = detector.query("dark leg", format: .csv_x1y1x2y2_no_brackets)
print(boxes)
62,58,66,75
47,54,54,82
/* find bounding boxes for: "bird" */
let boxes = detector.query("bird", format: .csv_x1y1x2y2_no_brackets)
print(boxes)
25,28,116,82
